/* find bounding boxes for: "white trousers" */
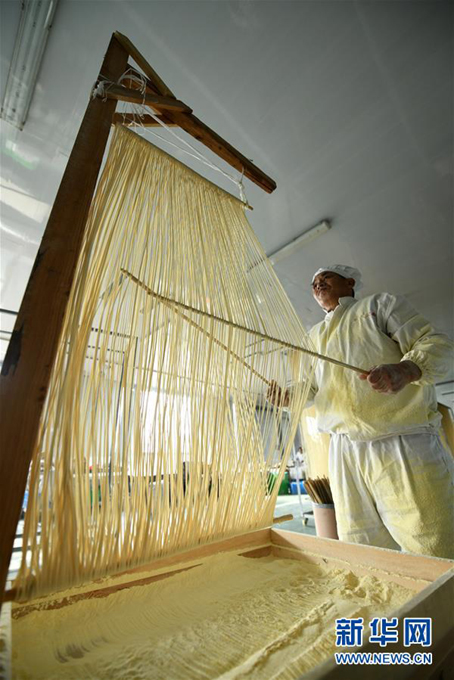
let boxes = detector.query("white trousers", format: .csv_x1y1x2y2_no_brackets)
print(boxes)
329,432,454,559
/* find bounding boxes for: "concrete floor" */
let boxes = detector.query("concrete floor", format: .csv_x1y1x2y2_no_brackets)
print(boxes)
272,494,316,536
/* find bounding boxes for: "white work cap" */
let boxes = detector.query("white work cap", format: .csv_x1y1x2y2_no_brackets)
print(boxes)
312,265,362,290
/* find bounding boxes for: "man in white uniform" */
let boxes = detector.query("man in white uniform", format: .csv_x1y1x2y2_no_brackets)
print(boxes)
273,265,453,558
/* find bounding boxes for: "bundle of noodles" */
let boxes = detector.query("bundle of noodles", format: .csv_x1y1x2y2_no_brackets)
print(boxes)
13,125,316,600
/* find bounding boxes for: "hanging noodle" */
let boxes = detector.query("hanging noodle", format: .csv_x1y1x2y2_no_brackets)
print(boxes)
14,125,315,600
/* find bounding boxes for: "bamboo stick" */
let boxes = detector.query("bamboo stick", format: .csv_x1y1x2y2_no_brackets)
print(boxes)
122,270,272,387
5,565,201,612
121,270,369,375
304,477,333,505
272,514,294,524
5,530,273,608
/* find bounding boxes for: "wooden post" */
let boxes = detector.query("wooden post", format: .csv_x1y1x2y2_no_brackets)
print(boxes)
0,34,129,604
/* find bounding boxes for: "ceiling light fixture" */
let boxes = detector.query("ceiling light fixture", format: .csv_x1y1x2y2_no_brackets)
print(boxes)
1,0,59,130
268,219,331,265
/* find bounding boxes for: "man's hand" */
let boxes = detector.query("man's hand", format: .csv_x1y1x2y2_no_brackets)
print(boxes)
266,380,290,407
359,361,422,394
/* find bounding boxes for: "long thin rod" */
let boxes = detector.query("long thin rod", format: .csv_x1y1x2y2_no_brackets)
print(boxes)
121,270,368,374
122,271,272,387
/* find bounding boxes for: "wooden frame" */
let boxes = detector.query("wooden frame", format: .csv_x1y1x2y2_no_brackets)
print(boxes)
111,32,277,193
0,32,276,604
6,528,454,679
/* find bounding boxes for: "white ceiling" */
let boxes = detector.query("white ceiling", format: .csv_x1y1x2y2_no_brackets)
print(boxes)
1,0,453,401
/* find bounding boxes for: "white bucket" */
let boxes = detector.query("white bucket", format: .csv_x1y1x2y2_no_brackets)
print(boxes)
313,502,338,539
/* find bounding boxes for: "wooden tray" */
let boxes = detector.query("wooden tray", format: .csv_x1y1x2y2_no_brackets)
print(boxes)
6,529,454,679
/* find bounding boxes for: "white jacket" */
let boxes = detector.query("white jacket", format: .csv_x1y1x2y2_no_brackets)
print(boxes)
308,293,453,441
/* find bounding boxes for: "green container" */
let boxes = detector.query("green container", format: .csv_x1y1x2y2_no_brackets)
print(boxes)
279,471,290,495
268,471,290,495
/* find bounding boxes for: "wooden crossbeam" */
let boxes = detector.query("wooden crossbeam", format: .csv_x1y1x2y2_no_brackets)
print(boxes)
164,111,277,193
113,31,277,194
113,67,178,126
104,83,191,112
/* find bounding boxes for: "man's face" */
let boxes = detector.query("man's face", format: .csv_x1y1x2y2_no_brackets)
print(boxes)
311,271,355,312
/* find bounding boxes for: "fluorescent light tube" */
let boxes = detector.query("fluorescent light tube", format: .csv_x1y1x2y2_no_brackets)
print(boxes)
268,219,331,265
1,0,59,130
